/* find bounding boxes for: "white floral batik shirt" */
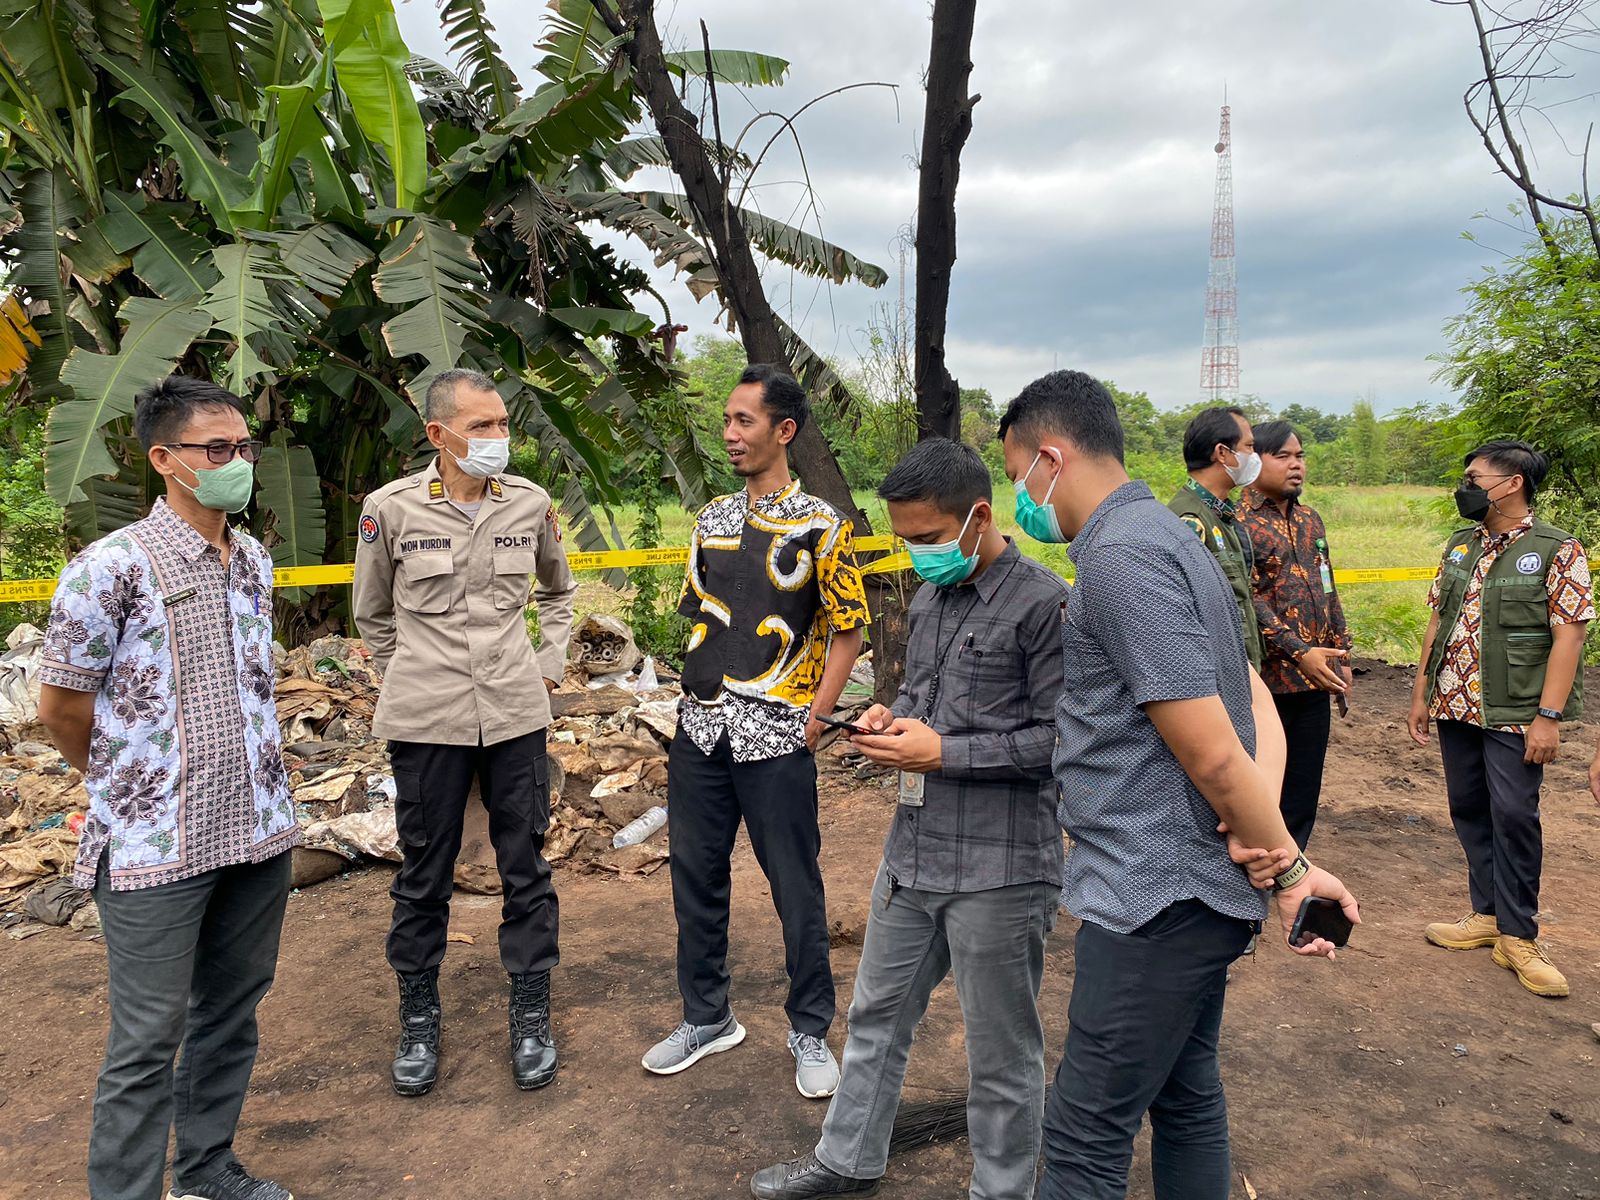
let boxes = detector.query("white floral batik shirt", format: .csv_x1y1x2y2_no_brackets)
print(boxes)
38,499,295,890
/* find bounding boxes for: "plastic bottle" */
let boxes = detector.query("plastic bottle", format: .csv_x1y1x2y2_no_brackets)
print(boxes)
612,805,668,848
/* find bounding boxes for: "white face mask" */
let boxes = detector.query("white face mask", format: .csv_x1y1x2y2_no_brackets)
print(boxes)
1222,446,1261,489
442,426,509,479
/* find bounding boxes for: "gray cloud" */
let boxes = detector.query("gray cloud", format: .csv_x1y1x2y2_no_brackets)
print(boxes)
395,0,1597,414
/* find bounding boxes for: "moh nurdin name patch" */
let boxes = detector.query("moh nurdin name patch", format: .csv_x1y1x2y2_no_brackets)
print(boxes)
398,536,452,554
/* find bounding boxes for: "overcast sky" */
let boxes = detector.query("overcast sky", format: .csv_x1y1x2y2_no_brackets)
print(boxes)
394,0,1598,415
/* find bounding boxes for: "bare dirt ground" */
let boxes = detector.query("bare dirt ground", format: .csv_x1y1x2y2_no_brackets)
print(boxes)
2,661,1598,1200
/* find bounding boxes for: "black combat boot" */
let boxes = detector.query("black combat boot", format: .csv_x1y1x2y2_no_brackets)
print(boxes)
392,968,441,1096
508,970,558,1090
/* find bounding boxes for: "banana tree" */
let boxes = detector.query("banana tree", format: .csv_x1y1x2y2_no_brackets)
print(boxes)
0,0,887,637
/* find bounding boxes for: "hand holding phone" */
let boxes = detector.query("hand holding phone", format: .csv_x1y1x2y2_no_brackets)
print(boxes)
1289,896,1353,949
815,712,872,737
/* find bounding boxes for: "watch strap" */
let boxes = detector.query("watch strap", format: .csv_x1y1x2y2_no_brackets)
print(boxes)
1537,706,1564,722
1273,853,1311,892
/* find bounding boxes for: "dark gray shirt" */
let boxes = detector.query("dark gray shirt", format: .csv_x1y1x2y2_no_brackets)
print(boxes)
883,540,1068,893
1055,482,1268,933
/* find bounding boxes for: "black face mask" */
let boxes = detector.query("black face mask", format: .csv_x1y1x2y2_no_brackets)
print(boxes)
1454,484,1491,522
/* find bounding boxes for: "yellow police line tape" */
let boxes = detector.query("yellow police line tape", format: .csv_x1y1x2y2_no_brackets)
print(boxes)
0,539,1448,606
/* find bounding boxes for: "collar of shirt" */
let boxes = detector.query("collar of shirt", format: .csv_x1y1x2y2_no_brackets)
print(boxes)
1068,480,1155,565
741,478,802,515
422,456,509,506
1184,477,1237,521
148,496,235,562
1240,484,1292,514
1476,511,1536,550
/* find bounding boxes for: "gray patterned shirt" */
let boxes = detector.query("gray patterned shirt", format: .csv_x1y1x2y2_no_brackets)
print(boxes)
882,540,1068,893
1055,482,1268,934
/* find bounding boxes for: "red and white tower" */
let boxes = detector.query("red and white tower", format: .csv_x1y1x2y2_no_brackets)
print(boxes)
1200,97,1239,401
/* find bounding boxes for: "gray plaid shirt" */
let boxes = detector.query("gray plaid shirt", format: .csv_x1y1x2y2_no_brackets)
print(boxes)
882,540,1068,893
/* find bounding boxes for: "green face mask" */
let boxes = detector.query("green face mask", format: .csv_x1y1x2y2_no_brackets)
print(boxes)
173,455,255,514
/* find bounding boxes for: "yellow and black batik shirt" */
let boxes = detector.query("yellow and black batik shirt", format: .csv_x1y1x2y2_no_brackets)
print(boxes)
676,480,869,762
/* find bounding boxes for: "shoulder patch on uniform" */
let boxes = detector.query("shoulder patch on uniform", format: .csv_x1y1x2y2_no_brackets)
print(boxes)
428,480,444,499
488,477,503,497
545,504,562,542
1447,543,1468,563
359,514,380,543
1516,551,1543,575
1179,514,1206,539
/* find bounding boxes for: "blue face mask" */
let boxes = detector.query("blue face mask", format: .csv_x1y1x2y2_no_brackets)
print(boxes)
1013,451,1066,543
906,505,981,587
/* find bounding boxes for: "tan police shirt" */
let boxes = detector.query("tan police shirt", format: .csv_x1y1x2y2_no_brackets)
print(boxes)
352,459,577,747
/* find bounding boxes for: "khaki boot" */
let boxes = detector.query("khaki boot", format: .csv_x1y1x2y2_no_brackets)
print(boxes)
1491,936,1569,998
1424,911,1500,950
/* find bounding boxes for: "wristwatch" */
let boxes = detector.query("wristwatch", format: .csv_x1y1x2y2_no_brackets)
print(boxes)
1537,706,1564,722
1273,854,1311,892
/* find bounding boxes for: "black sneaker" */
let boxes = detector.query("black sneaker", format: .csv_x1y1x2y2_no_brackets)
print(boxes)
168,1162,293,1200
749,1152,879,1198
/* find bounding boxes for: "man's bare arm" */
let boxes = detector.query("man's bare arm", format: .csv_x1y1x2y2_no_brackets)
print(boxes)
38,685,95,775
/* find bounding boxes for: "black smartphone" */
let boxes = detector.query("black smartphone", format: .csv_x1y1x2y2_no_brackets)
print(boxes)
815,712,872,736
1289,896,1353,949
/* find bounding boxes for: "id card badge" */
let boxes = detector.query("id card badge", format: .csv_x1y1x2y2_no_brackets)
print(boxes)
897,771,925,807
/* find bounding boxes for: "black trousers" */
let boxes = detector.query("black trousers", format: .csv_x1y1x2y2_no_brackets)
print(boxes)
90,851,291,1200
1273,689,1331,849
387,729,559,976
667,731,835,1036
1040,900,1256,1200
1438,719,1545,940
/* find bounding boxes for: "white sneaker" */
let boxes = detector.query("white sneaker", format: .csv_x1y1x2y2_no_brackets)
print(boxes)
641,1013,746,1075
788,1029,839,1098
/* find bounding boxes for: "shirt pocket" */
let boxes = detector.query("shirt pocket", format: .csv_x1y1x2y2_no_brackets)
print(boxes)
1497,582,1548,628
396,551,455,614
492,548,538,611
952,641,1025,721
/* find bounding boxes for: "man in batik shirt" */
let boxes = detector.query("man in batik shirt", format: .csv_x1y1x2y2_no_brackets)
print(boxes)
641,364,868,1100
1238,420,1352,848
1409,441,1591,999
38,376,295,1200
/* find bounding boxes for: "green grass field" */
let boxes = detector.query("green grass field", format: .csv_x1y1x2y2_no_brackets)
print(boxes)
576,480,1457,666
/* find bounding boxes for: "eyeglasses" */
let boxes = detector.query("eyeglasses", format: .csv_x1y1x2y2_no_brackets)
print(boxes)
164,440,264,465
1461,471,1514,488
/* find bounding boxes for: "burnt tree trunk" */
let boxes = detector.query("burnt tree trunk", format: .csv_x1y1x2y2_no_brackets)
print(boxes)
600,0,867,532
913,0,979,443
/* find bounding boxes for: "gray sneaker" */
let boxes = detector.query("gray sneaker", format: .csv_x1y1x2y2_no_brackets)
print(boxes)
788,1029,839,1099
642,1013,746,1075
168,1163,293,1200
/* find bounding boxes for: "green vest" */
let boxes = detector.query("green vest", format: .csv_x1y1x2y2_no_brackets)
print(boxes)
1169,482,1264,670
1424,520,1585,725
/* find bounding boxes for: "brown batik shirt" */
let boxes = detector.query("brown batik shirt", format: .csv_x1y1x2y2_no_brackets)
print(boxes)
1238,486,1351,694
38,499,295,890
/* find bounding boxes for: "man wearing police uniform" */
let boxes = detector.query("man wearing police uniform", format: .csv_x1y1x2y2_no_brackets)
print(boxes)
353,368,577,1095
1169,406,1265,670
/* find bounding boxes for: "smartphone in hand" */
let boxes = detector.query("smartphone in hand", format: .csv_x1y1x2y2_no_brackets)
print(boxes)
1289,896,1353,949
815,712,872,736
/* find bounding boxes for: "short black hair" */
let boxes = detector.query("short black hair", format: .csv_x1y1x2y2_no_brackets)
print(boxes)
877,437,992,518
1183,406,1249,471
996,370,1124,463
132,375,248,452
425,367,498,423
738,363,808,435
1253,419,1300,456
1465,439,1547,503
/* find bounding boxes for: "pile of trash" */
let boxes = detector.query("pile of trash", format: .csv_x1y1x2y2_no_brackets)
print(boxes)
0,613,689,935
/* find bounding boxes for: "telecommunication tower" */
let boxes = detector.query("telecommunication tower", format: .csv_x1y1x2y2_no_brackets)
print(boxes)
1200,96,1238,401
